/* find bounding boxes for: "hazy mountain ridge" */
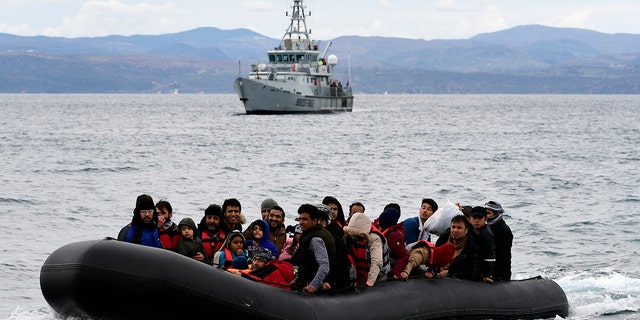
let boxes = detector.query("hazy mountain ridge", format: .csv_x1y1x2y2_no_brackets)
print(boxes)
1,25,639,93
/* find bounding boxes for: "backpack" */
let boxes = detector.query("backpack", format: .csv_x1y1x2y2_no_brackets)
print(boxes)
371,226,391,276
380,236,391,275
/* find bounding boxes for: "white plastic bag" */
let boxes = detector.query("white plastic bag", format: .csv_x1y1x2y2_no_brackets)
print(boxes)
423,200,461,236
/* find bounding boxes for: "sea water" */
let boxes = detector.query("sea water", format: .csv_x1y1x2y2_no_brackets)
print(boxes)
1,93,639,320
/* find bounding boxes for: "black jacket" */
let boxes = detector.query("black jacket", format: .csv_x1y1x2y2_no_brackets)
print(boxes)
489,219,513,281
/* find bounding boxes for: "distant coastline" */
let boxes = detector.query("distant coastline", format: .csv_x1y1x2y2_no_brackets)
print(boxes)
1,25,639,94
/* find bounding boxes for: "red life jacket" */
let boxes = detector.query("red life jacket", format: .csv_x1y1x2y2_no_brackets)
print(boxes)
235,260,293,290
202,229,226,257
414,240,436,265
347,237,370,285
347,226,390,285
158,227,181,250
371,226,391,275
222,248,234,268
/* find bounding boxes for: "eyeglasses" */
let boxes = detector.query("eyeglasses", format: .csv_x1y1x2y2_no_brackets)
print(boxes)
140,209,154,215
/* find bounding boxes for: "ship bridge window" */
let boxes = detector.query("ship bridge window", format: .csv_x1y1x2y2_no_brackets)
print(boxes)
282,55,289,62
277,55,283,62
289,54,296,62
297,54,305,61
269,54,276,62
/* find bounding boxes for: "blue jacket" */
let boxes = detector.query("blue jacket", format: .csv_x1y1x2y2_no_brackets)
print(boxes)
124,223,162,248
402,216,423,245
246,220,280,259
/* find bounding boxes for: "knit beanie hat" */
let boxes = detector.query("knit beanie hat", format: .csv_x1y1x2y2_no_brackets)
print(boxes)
250,247,273,262
484,201,504,214
433,243,456,267
261,198,278,211
134,194,155,213
315,204,332,222
377,207,400,228
204,204,222,217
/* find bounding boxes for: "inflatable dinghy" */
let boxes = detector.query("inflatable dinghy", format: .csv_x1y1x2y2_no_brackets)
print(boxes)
40,238,569,320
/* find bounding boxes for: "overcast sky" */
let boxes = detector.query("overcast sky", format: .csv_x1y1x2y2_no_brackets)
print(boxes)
2,0,639,40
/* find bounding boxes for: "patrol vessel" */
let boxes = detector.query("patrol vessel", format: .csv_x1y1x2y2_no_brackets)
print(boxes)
233,0,354,114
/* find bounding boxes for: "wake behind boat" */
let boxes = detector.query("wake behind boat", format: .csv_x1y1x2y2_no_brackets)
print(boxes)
233,0,354,114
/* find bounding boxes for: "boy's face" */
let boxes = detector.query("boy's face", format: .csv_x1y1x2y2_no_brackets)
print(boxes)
252,224,264,240
180,225,194,239
419,203,434,220
251,258,267,271
469,215,487,230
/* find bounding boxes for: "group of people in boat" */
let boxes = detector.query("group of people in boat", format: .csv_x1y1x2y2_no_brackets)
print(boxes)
117,194,513,293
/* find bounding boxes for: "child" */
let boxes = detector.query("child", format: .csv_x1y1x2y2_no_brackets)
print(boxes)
175,217,209,264
230,247,293,290
246,219,280,259
398,241,456,280
213,230,249,270
279,224,302,262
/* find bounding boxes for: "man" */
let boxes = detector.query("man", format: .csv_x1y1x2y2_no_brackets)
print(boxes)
316,203,353,292
435,215,482,281
376,207,409,280
348,201,365,222
267,205,288,253
468,206,496,283
484,201,513,281
156,200,181,251
322,196,347,228
221,198,243,232
118,194,162,248
291,204,336,293
198,203,226,263
260,198,279,219
344,212,387,287
403,198,438,245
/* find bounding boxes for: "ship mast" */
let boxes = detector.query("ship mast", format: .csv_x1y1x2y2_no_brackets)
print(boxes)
281,0,312,50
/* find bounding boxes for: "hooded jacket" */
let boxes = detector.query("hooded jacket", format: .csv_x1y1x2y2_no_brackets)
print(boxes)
175,218,209,264
343,212,385,286
381,222,409,278
246,219,280,259
213,230,249,269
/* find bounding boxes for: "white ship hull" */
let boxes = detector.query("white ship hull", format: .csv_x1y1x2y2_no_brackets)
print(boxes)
232,0,354,115
234,77,353,114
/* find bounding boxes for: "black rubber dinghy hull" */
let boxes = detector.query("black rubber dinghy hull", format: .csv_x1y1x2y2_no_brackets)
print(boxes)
40,239,569,320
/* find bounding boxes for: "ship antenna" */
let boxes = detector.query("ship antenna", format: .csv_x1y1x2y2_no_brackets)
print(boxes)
281,0,311,50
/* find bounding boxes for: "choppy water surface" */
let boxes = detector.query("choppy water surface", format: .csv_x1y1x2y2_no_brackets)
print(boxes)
1,94,639,319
